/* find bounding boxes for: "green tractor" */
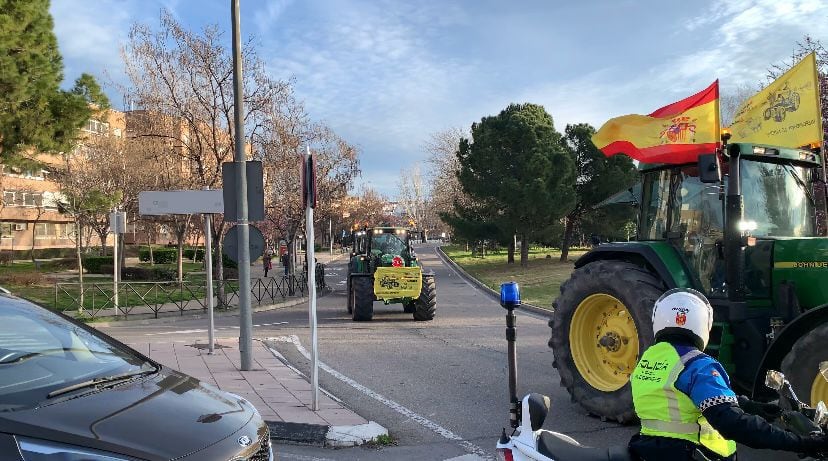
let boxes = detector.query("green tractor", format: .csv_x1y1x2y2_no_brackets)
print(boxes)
549,142,828,423
347,227,437,322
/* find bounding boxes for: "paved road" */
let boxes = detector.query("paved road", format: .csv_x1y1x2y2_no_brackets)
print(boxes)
100,243,795,460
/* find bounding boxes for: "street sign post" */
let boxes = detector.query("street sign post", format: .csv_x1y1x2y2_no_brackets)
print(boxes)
304,146,320,411
109,211,127,317
138,190,220,353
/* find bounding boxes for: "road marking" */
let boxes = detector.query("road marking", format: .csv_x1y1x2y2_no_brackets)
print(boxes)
444,455,488,461
269,335,493,460
144,322,287,336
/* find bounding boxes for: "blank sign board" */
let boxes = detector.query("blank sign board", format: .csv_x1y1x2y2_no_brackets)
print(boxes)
138,190,224,215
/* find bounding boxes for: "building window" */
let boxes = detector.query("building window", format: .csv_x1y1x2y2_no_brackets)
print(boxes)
84,119,110,135
3,191,44,208
35,222,67,239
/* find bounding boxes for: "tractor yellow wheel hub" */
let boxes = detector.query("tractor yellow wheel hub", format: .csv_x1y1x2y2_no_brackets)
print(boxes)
811,373,828,408
569,293,639,392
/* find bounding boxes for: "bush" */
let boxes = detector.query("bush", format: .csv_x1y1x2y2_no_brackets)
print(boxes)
121,267,176,281
0,272,43,286
138,247,178,264
44,258,78,271
83,256,113,274
183,248,205,262
314,244,322,252
222,252,237,269
223,267,238,279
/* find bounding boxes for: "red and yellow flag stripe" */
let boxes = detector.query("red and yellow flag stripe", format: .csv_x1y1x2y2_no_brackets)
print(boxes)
592,81,720,165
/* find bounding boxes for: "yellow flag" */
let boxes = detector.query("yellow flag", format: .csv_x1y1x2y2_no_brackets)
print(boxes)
729,53,823,147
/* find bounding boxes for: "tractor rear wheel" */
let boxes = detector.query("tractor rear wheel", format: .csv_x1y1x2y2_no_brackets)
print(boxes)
549,260,663,423
782,322,828,407
351,276,374,321
412,275,436,321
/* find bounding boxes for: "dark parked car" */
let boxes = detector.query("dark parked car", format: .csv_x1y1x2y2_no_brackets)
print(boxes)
0,294,272,460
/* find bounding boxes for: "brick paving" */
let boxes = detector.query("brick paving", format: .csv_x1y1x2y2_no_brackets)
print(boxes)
130,339,367,427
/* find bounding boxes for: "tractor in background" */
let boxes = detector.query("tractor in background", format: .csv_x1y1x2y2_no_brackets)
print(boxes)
347,227,437,322
549,142,828,423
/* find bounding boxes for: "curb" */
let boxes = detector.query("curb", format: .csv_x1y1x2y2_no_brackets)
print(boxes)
434,246,552,318
87,297,309,327
262,341,389,448
266,421,387,447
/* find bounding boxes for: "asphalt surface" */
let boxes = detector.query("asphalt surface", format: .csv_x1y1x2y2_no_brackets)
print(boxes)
99,243,796,460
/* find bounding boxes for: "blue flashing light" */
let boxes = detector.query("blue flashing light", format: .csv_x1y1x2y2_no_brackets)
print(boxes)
500,282,521,308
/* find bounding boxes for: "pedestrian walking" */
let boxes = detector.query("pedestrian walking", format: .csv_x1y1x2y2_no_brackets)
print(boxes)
263,250,273,277
281,252,290,276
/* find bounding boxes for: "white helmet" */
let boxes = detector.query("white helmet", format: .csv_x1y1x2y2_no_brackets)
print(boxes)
652,288,714,349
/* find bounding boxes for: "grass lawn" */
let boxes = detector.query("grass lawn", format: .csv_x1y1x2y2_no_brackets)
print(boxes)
442,244,588,309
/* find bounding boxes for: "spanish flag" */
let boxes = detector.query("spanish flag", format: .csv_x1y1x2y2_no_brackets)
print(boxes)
728,53,822,148
592,81,720,164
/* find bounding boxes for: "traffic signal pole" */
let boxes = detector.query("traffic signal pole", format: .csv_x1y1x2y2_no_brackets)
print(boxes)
231,0,253,371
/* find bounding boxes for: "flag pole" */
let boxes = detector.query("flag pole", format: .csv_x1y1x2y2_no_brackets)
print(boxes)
714,79,722,147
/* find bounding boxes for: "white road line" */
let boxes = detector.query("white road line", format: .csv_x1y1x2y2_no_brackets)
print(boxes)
269,335,494,460
143,322,288,336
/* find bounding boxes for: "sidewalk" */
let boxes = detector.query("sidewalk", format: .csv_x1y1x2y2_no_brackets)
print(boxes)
129,338,387,447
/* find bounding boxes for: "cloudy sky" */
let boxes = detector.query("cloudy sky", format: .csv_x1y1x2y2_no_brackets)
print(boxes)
51,0,828,197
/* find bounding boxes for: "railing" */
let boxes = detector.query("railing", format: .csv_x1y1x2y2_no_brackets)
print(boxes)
55,273,308,320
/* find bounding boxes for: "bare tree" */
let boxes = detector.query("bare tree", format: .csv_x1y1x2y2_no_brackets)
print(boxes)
424,128,470,233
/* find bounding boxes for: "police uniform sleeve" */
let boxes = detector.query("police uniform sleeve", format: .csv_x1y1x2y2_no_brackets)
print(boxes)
681,357,804,451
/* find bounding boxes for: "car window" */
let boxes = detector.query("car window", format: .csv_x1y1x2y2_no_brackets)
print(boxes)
0,298,150,412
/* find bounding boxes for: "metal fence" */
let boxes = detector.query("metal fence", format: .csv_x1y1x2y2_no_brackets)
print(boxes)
55,274,308,320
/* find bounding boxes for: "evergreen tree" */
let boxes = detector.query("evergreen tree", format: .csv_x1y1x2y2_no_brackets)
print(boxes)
454,103,575,266
0,0,95,157
559,123,637,260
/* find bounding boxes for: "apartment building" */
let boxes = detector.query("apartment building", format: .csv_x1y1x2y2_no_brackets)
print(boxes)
0,109,125,253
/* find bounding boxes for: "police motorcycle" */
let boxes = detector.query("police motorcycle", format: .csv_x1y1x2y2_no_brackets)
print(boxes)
494,281,828,461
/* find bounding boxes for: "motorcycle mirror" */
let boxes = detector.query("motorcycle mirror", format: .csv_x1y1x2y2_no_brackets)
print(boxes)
820,361,828,383
765,370,785,391
816,401,828,427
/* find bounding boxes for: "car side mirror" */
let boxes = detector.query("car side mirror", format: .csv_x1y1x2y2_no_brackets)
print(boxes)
698,153,721,183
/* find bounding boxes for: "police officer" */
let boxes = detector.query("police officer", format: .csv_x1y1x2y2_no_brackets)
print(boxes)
629,288,828,460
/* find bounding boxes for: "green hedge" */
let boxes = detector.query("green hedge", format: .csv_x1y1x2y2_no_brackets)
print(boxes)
138,247,178,264
183,248,205,261
83,256,113,274
122,266,176,281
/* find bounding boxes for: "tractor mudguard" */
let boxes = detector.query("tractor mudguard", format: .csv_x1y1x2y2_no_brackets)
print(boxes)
751,304,828,398
575,242,697,290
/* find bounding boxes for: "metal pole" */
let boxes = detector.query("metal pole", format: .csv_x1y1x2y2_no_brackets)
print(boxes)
204,211,215,355
113,230,119,317
506,308,519,428
231,0,253,370
329,218,332,255
306,148,319,411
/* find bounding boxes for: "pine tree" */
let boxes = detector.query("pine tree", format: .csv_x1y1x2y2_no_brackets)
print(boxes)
0,0,94,157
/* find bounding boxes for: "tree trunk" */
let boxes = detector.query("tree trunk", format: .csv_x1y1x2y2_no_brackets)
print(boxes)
176,238,184,283
98,229,108,256
75,220,84,312
507,238,515,264
520,233,529,267
560,215,576,262
147,232,154,265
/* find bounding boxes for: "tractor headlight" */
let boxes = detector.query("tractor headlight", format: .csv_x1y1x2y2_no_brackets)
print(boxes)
737,220,758,232
17,437,133,460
